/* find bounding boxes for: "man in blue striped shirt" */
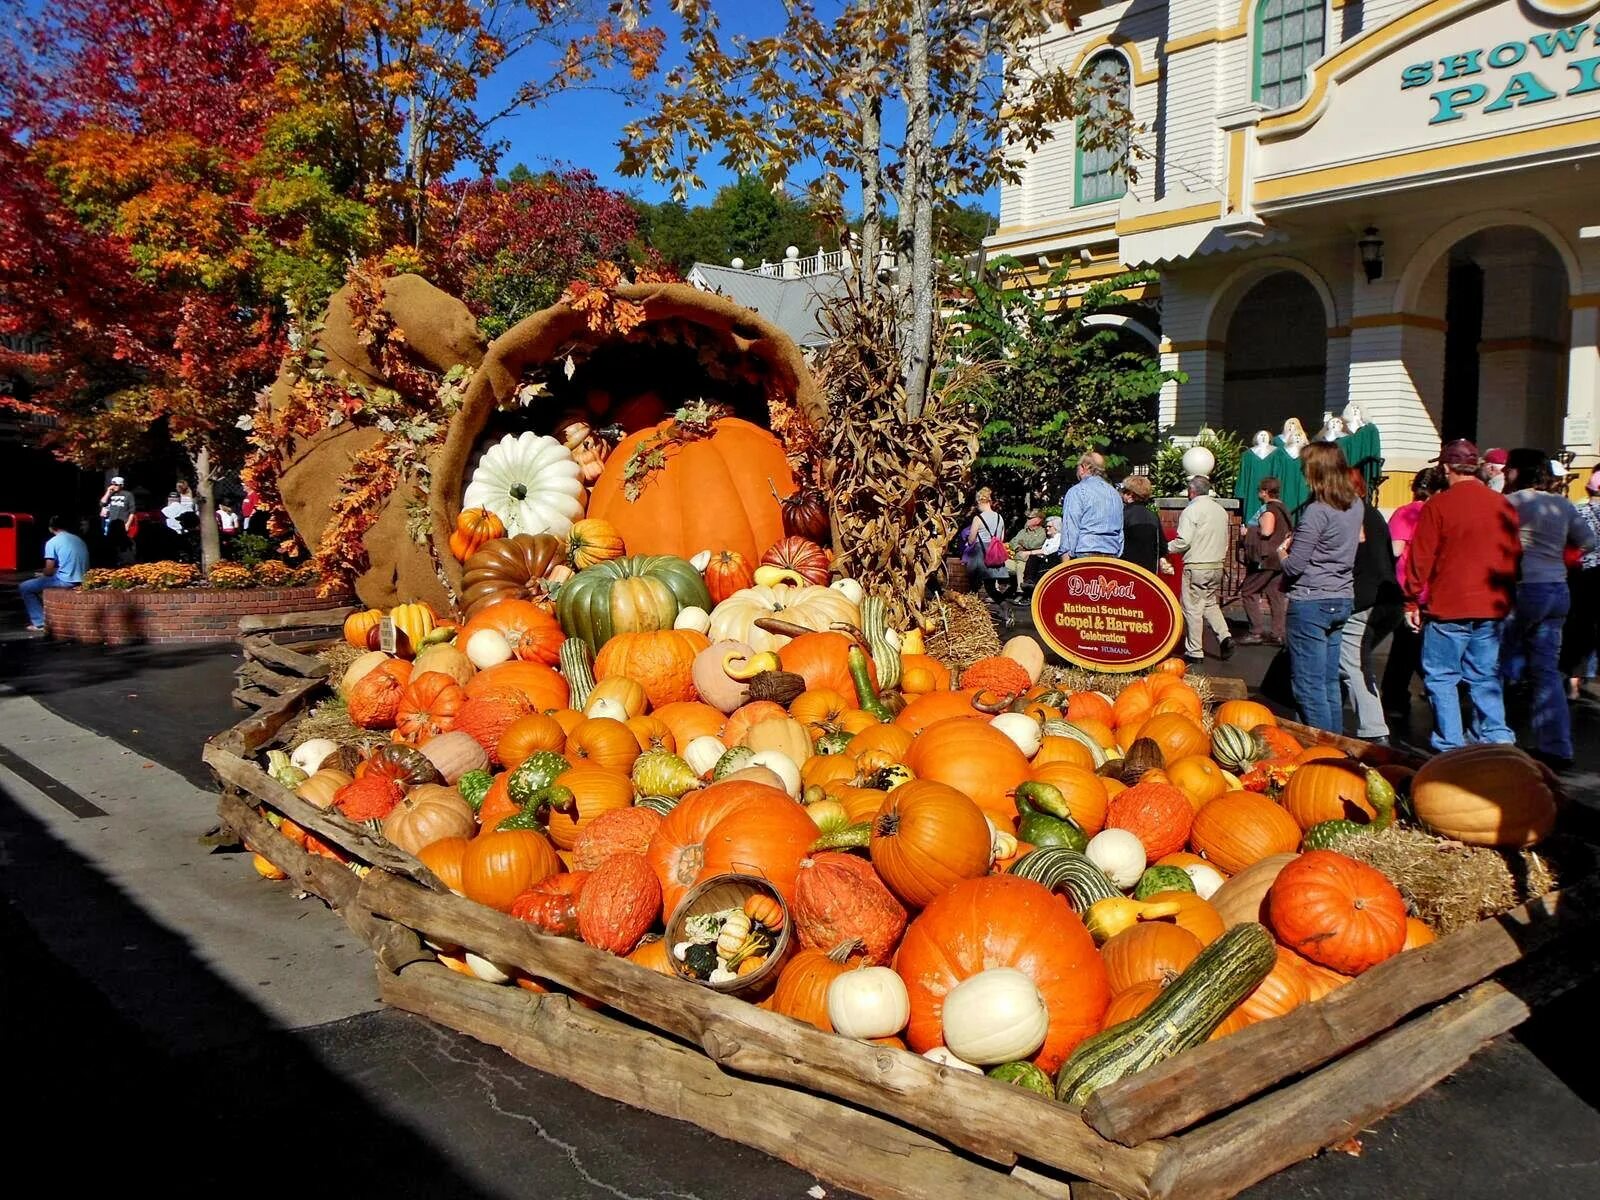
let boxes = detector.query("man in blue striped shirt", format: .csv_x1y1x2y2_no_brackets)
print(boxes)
1060,452,1125,558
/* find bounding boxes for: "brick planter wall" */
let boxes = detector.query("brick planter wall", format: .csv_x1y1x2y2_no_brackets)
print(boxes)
44,583,349,645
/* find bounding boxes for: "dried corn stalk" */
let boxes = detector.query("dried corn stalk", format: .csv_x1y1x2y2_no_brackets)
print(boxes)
815,285,981,627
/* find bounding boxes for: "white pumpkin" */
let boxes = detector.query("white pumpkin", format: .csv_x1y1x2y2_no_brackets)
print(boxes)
682,735,727,778
585,696,630,722
989,713,1043,759
827,967,911,1039
290,738,340,776
1183,862,1227,900
464,952,514,985
1086,829,1146,889
464,627,514,669
830,577,865,606
463,432,585,538
674,605,712,634
939,967,1050,1065
747,749,802,799
709,584,860,652
922,1045,983,1074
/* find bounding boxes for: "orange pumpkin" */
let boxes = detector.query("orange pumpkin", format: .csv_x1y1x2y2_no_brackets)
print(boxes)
1148,686,1203,721
652,701,725,746
594,629,710,708
1281,761,1377,831
1237,944,1310,1024
343,608,384,649
1216,699,1276,729
801,754,858,791
1403,917,1436,950
1101,981,1162,1029
646,779,820,912
779,631,874,698
572,806,662,872
1285,947,1353,1001
869,780,992,908
790,688,852,737
902,717,1030,828
394,671,466,745
497,712,569,769
895,875,1110,1072
475,772,518,830
1137,713,1209,764
577,851,662,955
1190,791,1303,875
567,517,626,570
1166,756,1227,809
347,659,414,729
893,689,985,734
458,599,564,665
1153,657,1188,677
1033,735,1097,771
1065,691,1116,728
417,836,470,892
1254,725,1305,760
460,829,563,911
1106,781,1194,860
1112,681,1156,729
769,942,863,1031
464,661,570,711
587,416,795,565
1269,851,1407,975
627,935,677,976
722,700,788,748
1071,717,1118,750
791,852,908,966
825,783,890,824
544,764,635,850
1028,762,1110,835
703,549,755,604
564,717,641,772
450,506,506,562
1142,891,1226,946
454,694,535,764
1100,922,1204,993
626,714,676,752
898,653,951,695
848,723,914,765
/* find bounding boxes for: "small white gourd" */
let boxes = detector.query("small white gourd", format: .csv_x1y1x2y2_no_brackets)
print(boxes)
1086,829,1147,889
939,967,1050,1065
464,627,514,669
290,738,340,776
747,749,802,799
826,967,911,1040
682,735,727,778
1183,862,1227,900
674,606,711,634
989,712,1043,759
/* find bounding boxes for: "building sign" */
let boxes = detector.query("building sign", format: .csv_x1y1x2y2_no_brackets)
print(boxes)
1030,557,1183,673
1401,17,1600,125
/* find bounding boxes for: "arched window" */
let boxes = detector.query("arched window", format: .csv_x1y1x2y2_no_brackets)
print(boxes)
1254,0,1326,110
1075,52,1130,207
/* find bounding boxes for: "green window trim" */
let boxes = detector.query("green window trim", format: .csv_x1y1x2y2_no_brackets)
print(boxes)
1253,0,1327,111
1074,51,1131,208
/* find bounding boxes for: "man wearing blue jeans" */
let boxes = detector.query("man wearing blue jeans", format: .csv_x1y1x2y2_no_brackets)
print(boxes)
20,515,89,632
1403,441,1522,752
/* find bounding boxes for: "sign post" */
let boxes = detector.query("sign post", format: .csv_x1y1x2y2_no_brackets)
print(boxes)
1029,556,1184,673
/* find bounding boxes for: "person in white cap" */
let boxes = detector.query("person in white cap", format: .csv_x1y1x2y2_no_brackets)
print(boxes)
100,476,135,536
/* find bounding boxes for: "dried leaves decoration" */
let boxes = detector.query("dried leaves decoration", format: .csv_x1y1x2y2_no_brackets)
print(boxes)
619,400,729,501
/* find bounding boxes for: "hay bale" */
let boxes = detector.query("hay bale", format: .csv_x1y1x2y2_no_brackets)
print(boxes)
1337,825,1558,935
925,592,1001,672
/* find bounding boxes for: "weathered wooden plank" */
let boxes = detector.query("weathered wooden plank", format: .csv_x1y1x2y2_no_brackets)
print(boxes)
231,685,274,710
205,742,445,888
358,870,1168,1197
237,607,353,635
240,634,328,679
1161,950,1599,1200
1084,878,1597,1145
381,964,1079,1200
208,675,323,756
237,659,307,695
1278,716,1428,768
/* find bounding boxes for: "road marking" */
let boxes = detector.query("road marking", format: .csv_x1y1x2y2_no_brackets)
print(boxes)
0,743,108,817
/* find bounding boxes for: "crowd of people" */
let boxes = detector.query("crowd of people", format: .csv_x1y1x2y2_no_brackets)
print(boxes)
963,439,1598,768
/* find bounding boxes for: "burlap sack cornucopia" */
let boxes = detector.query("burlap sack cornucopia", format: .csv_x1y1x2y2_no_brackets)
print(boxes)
271,276,825,612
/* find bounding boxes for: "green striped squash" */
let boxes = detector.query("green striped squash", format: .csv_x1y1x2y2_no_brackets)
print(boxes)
1009,847,1120,912
1210,723,1265,773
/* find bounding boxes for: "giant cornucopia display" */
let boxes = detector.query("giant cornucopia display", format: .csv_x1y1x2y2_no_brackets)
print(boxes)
233,271,1574,1186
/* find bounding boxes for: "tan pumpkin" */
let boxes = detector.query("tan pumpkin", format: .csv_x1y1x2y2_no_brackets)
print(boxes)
740,716,814,765
707,584,861,652
586,675,650,719
296,767,353,810
382,784,477,855
412,643,475,688
999,635,1046,684
1210,853,1299,928
339,650,392,698
1410,744,1558,848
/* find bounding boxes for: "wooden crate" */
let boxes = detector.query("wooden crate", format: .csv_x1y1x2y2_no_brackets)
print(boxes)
206,653,1598,1200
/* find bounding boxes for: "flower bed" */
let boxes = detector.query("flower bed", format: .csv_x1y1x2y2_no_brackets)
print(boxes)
46,574,343,644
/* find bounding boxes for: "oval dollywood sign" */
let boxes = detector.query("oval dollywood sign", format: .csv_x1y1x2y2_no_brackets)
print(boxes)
1029,556,1183,673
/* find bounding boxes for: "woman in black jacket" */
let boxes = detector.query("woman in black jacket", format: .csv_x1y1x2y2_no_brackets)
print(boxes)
1340,471,1402,742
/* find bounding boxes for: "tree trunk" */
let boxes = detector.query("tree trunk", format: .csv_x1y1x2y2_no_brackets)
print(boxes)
193,445,221,573
858,31,883,296
902,0,936,420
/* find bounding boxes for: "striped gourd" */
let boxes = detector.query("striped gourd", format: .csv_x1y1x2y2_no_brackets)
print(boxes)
1055,922,1277,1106
559,637,596,708
1009,847,1120,911
860,595,901,691
1301,819,1363,851
634,794,680,815
1040,719,1108,768
1210,723,1265,773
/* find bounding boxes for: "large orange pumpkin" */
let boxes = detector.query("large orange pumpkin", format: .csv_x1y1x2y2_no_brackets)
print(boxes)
1216,699,1277,729
1028,762,1110,835
564,717,641,772
646,779,820,912
1281,761,1377,831
790,688,852,738
497,712,569,769
543,764,635,850
893,689,985,733
791,852,908,965
868,780,992,908
394,671,466,744
895,875,1110,1072
1111,681,1156,729
1033,735,1097,771
1141,890,1226,945
458,599,564,665
1136,713,1209,764
464,661,570,711
651,701,726,746
587,416,795,565
1166,755,1227,809
1065,692,1115,727
778,631,874,699
801,754,857,791
1099,922,1204,993
1105,781,1194,860
902,717,1030,827
594,629,710,708
1101,981,1162,1029
1190,791,1303,875
460,829,563,911
848,723,914,765
1267,850,1407,975
416,836,470,892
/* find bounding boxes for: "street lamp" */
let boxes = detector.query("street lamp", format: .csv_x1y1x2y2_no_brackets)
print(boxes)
1358,227,1384,283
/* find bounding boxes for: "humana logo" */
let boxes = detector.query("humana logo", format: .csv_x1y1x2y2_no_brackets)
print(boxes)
1067,575,1138,602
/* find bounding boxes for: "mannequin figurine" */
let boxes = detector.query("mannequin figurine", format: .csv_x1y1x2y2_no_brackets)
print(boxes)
552,412,612,485
1281,417,1309,458
1342,402,1367,433
1250,429,1275,459
1316,411,1346,441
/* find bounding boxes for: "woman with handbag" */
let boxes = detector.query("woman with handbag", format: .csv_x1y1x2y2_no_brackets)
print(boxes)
1237,476,1291,645
963,488,1010,599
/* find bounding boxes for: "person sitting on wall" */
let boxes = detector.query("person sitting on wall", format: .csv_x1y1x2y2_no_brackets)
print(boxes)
1006,509,1048,588
20,514,89,633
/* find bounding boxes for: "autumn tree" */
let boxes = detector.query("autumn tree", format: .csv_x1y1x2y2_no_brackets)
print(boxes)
620,1,1120,419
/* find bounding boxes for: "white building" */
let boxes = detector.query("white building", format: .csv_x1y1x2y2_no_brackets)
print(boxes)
992,0,1600,500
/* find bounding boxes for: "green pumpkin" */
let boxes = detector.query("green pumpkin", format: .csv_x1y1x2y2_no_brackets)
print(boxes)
1210,723,1265,773
556,555,713,654
1302,819,1365,851
456,768,493,813
507,751,571,807
988,1061,1055,1096
815,730,855,756
1133,865,1195,900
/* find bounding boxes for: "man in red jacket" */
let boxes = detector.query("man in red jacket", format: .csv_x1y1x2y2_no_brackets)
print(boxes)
1403,439,1521,751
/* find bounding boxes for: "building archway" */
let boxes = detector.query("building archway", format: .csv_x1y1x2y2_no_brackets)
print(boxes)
1219,271,1329,438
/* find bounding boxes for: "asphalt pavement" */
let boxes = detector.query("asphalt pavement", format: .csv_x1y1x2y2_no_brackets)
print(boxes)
0,621,1597,1198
